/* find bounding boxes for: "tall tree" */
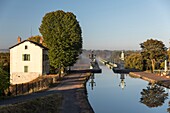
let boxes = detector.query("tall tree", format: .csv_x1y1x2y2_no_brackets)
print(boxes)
140,39,166,72
39,10,82,73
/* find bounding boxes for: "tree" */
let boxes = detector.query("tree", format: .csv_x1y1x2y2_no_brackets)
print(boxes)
0,53,10,73
125,53,143,70
0,65,10,96
140,39,166,72
140,83,168,108
28,35,47,47
39,10,82,73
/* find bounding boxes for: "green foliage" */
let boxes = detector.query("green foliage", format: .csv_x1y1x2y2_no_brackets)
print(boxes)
39,10,82,70
110,50,141,63
167,49,170,62
0,53,10,73
0,53,10,96
28,35,47,47
28,35,41,43
125,53,143,70
0,65,10,96
140,39,166,71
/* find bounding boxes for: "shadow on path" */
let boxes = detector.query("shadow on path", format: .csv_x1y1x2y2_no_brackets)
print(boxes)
69,69,102,73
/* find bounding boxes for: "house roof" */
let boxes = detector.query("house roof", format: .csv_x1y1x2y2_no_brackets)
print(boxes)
9,40,49,50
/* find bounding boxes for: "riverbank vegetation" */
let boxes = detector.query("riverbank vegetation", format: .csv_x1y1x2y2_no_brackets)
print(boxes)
83,38,168,72
110,39,167,72
0,53,10,96
140,39,166,72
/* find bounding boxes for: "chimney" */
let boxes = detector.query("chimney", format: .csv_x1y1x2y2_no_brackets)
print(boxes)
40,37,43,44
17,36,21,43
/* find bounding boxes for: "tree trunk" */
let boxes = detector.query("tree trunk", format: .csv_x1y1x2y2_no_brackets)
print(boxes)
151,59,155,73
61,67,64,74
58,67,61,79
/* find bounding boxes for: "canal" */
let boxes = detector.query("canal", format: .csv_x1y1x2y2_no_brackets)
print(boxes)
87,65,170,113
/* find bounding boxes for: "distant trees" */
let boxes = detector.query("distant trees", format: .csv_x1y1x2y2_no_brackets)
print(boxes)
123,39,167,71
28,35,42,43
125,53,143,70
108,50,143,70
125,39,167,71
39,10,82,74
140,39,166,72
110,51,121,63
28,35,47,47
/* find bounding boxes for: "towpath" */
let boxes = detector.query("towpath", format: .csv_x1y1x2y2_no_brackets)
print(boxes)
130,72,170,88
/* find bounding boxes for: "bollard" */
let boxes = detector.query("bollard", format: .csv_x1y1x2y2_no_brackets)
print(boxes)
32,83,34,92
15,84,17,96
22,83,24,94
27,83,29,93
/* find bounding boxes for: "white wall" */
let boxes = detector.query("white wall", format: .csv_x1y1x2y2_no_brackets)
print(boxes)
10,41,44,84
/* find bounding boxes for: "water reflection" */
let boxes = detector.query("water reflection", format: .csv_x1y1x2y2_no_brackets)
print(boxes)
89,73,96,90
119,74,126,90
140,83,168,108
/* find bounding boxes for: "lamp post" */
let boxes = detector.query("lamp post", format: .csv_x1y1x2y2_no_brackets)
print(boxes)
89,51,96,62
120,51,125,69
89,51,96,69
164,47,168,74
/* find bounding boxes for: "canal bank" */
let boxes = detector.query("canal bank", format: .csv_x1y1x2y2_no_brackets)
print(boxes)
130,72,170,88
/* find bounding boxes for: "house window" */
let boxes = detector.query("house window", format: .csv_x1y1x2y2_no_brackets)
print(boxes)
24,66,28,73
25,45,28,49
22,54,30,61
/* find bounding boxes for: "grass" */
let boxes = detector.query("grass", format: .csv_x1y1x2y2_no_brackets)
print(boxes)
0,93,63,113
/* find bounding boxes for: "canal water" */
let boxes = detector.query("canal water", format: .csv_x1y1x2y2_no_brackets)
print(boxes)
87,65,170,113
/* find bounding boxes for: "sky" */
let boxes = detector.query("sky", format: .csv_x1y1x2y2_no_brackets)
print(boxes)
1,0,170,50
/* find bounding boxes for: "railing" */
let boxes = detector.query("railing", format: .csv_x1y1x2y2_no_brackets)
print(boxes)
2,74,62,97
153,70,170,76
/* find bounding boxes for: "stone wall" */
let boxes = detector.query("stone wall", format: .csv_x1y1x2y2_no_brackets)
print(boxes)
10,72,41,85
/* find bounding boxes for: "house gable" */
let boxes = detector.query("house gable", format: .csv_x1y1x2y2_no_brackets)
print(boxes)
9,40,48,50
10,40,49,84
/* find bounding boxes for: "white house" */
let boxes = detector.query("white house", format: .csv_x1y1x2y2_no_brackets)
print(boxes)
9,37,50,84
